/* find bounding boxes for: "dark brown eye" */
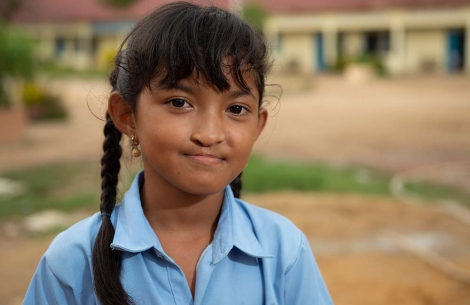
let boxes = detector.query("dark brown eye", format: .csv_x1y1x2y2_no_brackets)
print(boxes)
228,105,245,115
170,98,188,108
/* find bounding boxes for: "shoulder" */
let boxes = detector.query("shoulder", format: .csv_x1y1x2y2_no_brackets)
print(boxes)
235,198,299,234
42,206,120,283
235,199,298,231
233,198,305,265
24,210,117,304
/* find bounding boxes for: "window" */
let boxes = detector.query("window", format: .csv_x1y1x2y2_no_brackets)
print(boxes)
364,31,390,55
55,37,66,58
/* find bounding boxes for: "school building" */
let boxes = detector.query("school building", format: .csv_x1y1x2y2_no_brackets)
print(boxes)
11,0,470,75
257,0,470,75
10,0,231,70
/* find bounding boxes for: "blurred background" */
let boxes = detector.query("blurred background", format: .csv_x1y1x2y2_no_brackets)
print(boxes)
1,0,470,304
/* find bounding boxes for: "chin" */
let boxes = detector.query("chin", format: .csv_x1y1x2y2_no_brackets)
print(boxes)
178,180,229,197
189,185,226,196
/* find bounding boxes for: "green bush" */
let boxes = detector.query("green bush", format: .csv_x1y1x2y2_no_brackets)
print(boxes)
22,82,68,120
22,82,46,106
358,54,387,76
0,82,9,108
0,25,34,79
331,57,352,72
104,0,134,7
242,3,268,33
333,54,388,76
0,24,35,107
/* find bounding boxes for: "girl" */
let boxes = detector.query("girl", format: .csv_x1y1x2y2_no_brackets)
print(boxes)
24,2,332,305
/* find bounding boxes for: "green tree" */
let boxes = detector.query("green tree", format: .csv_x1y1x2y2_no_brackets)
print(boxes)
0,24,34,107
242,3,268,33
0,0,21,21
104,0,135,8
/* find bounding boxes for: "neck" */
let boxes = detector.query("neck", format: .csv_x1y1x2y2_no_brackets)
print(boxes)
140,171,225,235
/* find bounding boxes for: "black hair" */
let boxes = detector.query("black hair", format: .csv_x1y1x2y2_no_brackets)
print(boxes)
92,2,270,304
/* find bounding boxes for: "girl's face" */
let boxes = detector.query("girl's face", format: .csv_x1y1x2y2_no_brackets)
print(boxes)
127,71,267,196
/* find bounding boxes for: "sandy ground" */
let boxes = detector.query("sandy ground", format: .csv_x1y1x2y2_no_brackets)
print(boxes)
1,74,470,304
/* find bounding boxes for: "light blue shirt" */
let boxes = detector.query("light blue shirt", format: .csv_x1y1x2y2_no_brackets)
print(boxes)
24,172,333,305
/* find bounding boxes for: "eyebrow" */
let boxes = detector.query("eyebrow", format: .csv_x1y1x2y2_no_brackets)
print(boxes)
229,89,256,101
173,83,195,94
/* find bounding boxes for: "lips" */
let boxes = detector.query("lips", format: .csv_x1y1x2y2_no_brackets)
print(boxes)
185,153,224,165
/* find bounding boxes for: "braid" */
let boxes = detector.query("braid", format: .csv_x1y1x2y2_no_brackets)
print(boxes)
92,113,134,305
230,172,243,198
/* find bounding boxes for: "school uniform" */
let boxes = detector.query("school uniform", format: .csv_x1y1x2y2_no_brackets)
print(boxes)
23,172,333,305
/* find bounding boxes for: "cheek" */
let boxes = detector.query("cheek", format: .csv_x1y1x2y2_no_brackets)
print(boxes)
138,114,189,143
228,125,258,154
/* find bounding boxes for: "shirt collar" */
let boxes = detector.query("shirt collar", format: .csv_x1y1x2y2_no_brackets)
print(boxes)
111,172,162,253
212,186,273,264
111,172,272,263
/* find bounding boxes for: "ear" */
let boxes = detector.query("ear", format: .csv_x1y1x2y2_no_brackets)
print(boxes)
255,108,268,140
108,91,136,137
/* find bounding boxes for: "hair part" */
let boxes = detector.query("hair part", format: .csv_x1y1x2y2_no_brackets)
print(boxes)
93,2,271,304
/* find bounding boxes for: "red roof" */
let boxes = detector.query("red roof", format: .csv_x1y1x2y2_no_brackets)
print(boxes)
252,0,470,14
12,0,470,23
12,0,230,23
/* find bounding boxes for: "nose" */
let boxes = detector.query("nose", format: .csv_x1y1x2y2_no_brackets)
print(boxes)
190,111,226,147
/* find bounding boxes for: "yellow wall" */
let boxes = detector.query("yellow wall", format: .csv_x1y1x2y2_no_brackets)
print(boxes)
279,33,315,74
405,30,447,73
15,7,470,74
266,7,470,75
20,22,97,70
341,32,364,58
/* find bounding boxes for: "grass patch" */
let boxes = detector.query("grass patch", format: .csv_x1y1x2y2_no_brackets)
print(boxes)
403,181,470,205
0,162,101,219
244,156,470,205
244,155,391,195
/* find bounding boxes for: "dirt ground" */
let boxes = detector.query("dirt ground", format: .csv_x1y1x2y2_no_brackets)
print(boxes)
1,74,470,305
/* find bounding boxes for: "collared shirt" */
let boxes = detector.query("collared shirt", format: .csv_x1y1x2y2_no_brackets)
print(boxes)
24,172,333,305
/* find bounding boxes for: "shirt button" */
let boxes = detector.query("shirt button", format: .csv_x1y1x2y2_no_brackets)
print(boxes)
155,251,163,258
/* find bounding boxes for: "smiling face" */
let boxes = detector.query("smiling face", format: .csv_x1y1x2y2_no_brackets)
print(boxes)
122,71,267,198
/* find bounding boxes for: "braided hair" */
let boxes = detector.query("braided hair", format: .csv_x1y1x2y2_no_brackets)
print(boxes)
92,2,270,304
